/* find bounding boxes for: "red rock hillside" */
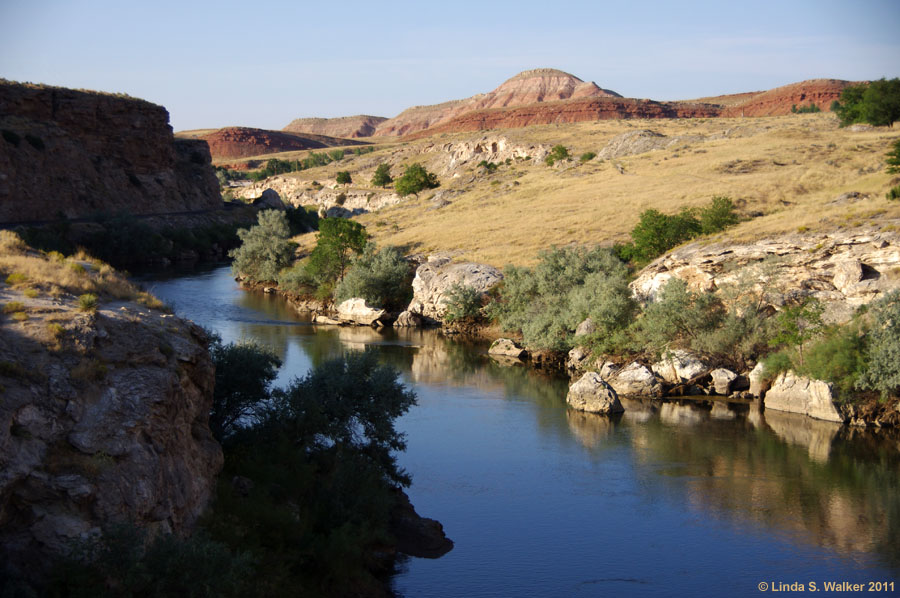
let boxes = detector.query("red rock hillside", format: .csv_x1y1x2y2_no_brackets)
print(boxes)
372,68,621,137
719,79,858,116
282,115,387,138
201,127,368,160
0,80,221,223
403,97,722,140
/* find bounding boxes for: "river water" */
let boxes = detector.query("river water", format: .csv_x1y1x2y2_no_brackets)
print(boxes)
141,265,899,597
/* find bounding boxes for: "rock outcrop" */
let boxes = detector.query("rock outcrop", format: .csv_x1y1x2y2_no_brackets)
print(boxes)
488,338,527,359
405,257,502,323
0,283,222,580
651,350,708,384
335,298,387,326
0,81,222,223
282,115,388,139
608,362,662,397
566,372,624,414
231,175,402,216
718,79,856,117
764,372,844,423
630,230,900,324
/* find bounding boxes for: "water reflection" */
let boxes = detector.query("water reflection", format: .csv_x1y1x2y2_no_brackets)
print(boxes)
145,265,900,583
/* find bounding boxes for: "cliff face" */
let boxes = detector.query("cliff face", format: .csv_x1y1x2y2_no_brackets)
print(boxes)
720,79,855,117
0,81,222,223
402,97,722,140
0,263,222,580
200,126,367,160
282,115,387,138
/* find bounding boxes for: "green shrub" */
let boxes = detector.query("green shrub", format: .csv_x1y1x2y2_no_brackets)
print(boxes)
545,144,569,166
328,149,345,162
620,207,701,263
229,210,297,283
334,244,412,311
887,185,900,201
335,170,351,185
284,205,319,234
442,283,484,323
579,152,596,162
798,325,867,397
833,79,900,127
857,290,900,398
769,296,824,367
699,196,740,234
762,350,793,381
394,163,439,197
477,160,499,173
488,246,634,351
303,218,367,291
78,293,98,311
5,272,27,285
2,301,25,314
791,103,821,114
275,262,314,293
886,138,900,174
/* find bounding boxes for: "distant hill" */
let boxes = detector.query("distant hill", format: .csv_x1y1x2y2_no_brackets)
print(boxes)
282,115,387,138
185,127,367,160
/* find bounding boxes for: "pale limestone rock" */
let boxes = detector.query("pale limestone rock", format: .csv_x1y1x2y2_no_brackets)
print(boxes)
406,260,502,322
488,338,527,359
336,298,387,326
566,372,624,414
651,350,708,384
748,362,770,398
566,346,590,371
832,260,863,294
764,371,844,423
252,188,286,210
574,317,595,337
609,362,662,397
393,310,422,327
710,368,738,395
597,360,621,380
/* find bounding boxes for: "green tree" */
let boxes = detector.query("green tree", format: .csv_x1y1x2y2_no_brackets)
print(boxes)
335,171,352,185
628,207,701,263
633,278,726,358
394,163,439,197
885,138,900,174
229,210,297,283
305,218,368,288
371,163,392,188
208,333,282,441
833,79,900,127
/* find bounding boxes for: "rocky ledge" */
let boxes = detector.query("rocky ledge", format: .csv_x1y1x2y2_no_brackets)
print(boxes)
0,284,222,581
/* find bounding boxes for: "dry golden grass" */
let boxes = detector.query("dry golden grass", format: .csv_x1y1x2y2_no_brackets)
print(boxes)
329,113,900,266
0,231,163,308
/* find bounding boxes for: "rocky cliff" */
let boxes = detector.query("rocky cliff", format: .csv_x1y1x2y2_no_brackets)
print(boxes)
719,79,856,117
0,80,222,223
282,115,387,138
0,239,222,581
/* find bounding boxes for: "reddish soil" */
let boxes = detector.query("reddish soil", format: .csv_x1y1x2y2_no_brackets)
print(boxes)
202,127,369,160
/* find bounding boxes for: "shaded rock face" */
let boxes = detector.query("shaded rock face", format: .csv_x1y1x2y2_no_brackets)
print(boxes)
282,115,388,139
764,372,844,423
630,231,900,324
0,300,221,580
406,257,502,323
566,372,624,414
0,81,222,223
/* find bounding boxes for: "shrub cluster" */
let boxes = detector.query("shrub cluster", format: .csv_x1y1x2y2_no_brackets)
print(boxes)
334,244,413,311
545,144,569,166
229,210,297,283
791,103,821,114
832,78,900,128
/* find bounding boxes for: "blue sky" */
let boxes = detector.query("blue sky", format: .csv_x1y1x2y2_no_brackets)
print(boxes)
1,0,898,131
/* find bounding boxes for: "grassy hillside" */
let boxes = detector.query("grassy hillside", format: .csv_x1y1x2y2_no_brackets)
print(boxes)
239,113,899,266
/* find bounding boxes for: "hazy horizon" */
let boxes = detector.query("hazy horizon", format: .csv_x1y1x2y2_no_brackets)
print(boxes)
1,0,898,131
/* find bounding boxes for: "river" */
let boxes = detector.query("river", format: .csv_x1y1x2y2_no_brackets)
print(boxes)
141,264,899,597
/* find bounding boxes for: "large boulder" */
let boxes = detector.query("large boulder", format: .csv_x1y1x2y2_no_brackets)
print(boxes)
335,298,387,326
393,310,422,328
710,368,738,395
252,188,286,210
405,257,502,323
748,362,770,397
764,371,844,423
488,338,527,359
566,372,624,414
651,350,708,384
609,362,662,397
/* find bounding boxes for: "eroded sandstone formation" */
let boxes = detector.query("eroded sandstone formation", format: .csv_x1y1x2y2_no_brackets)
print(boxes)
0,80,222,223
200,126,366,160
282,115,388,138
